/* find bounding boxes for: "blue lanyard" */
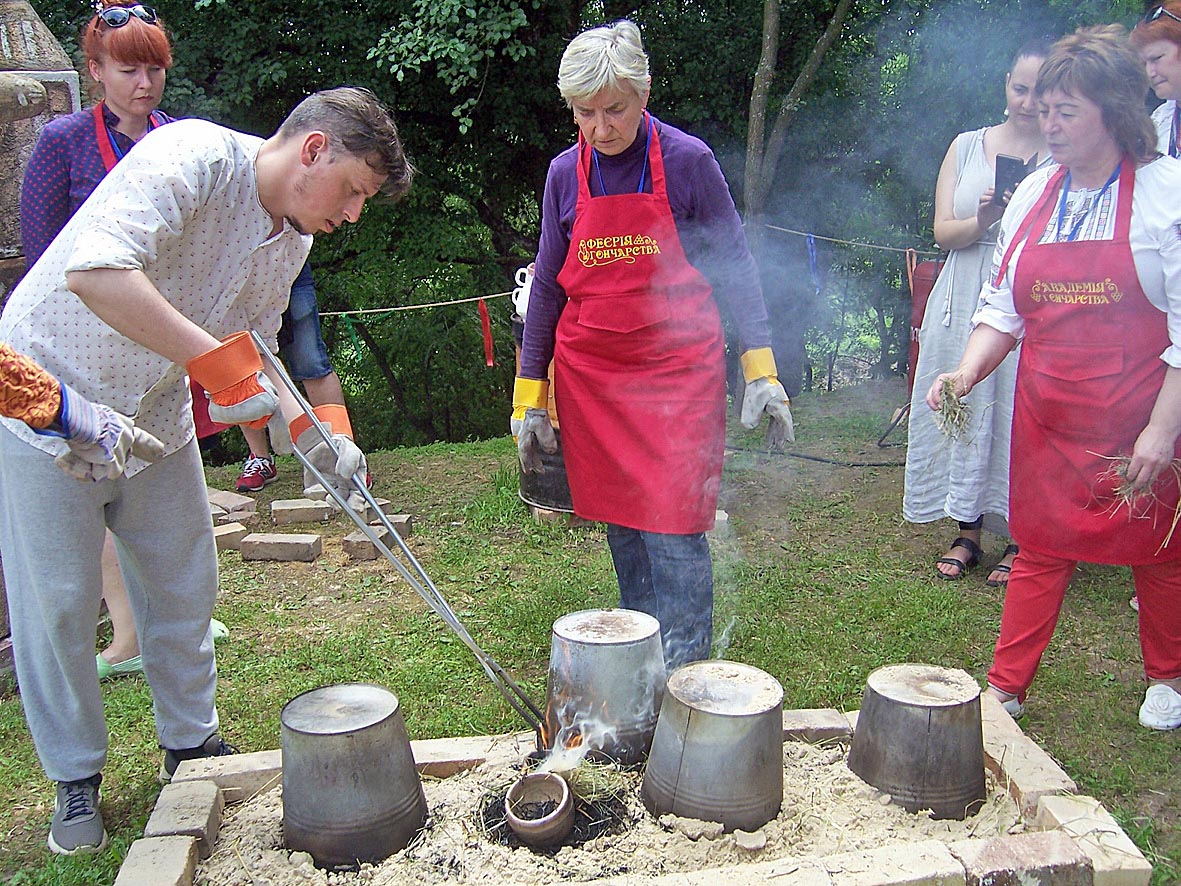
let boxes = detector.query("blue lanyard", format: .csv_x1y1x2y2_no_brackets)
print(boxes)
104,110,158,161
1172,106,1180,159
591,113,653,196
1055,163,1120,242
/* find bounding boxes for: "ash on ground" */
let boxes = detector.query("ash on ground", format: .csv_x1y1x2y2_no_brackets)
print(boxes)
196,740,1023,886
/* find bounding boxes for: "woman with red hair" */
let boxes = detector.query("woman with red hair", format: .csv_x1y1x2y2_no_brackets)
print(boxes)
21,2,174,267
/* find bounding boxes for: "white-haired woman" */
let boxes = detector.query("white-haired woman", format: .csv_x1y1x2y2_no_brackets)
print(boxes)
929,25,1181,730
513,20,792,671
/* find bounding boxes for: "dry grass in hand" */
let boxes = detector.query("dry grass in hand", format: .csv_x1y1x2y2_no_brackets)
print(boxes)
1090,452,1181,553
935,378,971,440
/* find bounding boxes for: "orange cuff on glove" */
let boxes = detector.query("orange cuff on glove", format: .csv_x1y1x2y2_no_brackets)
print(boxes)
0,343,62,430
186,332,271,429
289,404,353,447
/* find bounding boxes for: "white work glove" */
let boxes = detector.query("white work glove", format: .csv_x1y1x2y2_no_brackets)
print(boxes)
517,407,558,474
739,347,795,449
291,405,367,512
301,437,367,512
53,383,166,481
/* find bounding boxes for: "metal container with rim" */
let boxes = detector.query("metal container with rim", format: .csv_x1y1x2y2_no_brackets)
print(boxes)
543,608,666,765
641,660,784,832
281,683,427,868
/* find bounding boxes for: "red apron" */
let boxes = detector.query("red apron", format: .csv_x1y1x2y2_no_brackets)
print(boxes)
554,116,725,533
999,161,1181,564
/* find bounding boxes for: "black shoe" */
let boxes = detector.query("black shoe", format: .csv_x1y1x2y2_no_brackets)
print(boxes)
160,733,239,782
48,774,108,855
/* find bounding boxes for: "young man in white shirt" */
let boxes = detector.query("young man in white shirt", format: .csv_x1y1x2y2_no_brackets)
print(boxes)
0,86,413,856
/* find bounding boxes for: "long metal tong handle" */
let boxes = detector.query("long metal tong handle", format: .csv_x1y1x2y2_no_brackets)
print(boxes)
249,332,545,734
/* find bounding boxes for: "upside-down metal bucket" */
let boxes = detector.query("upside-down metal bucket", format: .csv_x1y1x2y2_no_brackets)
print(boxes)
641,660,784,832
542,609,666,765
281,683,427,868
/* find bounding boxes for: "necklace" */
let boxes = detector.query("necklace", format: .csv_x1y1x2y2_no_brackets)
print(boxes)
591,114,653,196
1054,163,1120,242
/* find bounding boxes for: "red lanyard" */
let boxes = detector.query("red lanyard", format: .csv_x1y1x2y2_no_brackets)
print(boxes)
93,102,159,172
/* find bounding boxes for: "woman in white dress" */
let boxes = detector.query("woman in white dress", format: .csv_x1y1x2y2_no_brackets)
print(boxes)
903,40,1051,584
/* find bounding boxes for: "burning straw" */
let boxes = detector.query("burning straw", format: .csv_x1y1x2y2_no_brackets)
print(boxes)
935,378,971,440
1090,452,1181,554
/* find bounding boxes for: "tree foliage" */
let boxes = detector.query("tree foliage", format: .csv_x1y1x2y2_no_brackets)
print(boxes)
29,0,1150,444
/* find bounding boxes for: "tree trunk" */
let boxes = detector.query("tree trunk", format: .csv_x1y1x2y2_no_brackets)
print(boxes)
742,0,855,398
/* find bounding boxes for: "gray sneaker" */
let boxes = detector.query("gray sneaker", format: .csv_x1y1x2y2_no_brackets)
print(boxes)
48,774,108,855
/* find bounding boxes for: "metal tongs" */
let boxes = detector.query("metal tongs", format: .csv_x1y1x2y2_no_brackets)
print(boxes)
250,331,545,737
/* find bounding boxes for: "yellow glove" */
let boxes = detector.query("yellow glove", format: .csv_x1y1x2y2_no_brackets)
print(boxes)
739,347,794,448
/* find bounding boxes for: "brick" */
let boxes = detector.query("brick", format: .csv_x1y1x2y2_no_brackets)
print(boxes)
343,525,392,561
980,693,1076,817
113,835,198,886
239,533,322,562
782,708,853,744
207,489,255,514
171,749,281,805
144,780,222,859
380,513,415,536
949,832,1093,885
213,522,249,552
582,839,964,885
208,503,227,519
1035,795,1152,886
362,497,393,524
271,498,332,524
216,510,254,526
410,732,529,779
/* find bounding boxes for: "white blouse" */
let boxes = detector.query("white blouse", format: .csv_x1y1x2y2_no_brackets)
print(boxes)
973,157,1181,368
0,119,311,475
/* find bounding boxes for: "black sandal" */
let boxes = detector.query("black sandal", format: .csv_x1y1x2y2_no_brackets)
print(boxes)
986,543,1020,588
935,536,983,580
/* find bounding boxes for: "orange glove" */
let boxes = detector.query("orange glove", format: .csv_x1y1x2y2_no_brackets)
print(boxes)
0,343,60,429
186,332,278,429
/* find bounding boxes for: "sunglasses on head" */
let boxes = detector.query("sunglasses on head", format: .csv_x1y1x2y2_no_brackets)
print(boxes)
1144,5,1181,25
97,5,158,28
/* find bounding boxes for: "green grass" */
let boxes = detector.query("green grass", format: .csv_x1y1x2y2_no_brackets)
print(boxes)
1,378,1178,883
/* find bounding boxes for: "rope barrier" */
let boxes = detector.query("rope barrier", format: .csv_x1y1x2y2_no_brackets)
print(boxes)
763,223,941,257
319,290,512,318
314,224,934,320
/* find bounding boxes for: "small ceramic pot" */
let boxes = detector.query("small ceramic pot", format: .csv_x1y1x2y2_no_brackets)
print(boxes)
504,772,575,846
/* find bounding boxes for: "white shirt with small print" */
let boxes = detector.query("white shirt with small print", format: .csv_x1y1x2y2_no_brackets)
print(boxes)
0,118,311,476
973,156,1181,369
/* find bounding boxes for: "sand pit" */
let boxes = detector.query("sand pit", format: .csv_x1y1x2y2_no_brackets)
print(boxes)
195,737,1024,886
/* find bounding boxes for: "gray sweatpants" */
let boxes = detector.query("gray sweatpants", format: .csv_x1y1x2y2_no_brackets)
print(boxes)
0,427,219,782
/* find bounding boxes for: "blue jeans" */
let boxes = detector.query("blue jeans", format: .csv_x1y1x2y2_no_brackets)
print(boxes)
278,262,333,381
606,524,713,671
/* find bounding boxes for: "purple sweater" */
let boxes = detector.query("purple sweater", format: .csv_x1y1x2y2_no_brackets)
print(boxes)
20,104,174,269
519,115,771,379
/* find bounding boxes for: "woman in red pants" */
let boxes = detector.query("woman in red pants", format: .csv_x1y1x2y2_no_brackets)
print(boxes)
928,25,1181,730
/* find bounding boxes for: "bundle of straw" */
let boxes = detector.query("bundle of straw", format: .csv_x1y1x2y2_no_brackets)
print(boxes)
1090,452,1181,553
935,378,971,440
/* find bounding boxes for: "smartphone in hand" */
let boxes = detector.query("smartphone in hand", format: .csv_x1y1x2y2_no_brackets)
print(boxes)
991,154,1036,206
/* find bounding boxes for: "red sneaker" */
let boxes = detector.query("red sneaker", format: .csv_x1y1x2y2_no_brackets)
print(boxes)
235,454,277,492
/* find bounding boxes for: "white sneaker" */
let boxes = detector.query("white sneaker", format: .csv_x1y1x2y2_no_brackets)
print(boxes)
987,684,1025,718
1139,683,1181,730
